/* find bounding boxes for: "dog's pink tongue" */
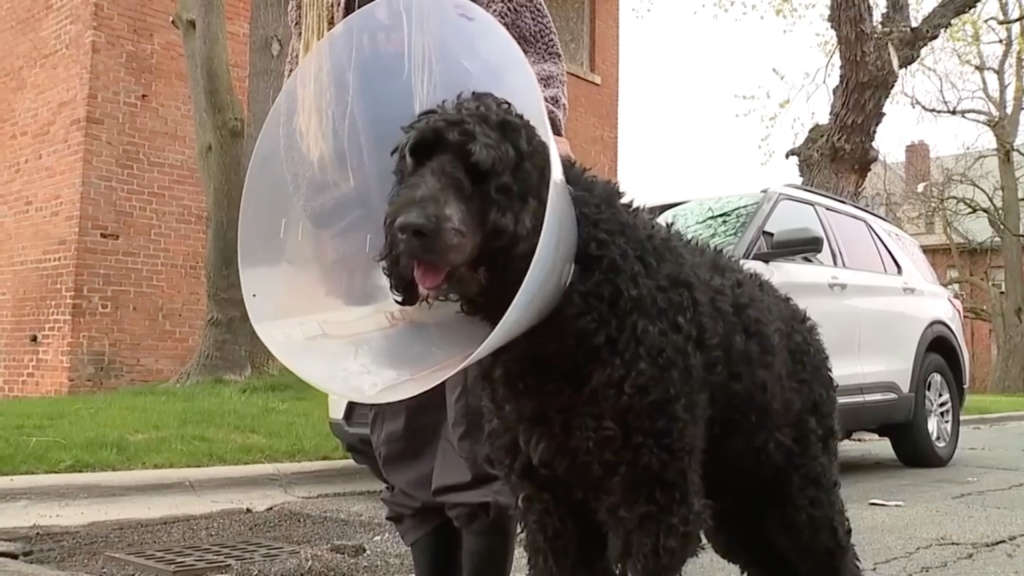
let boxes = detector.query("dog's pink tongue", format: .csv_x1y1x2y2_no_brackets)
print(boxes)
413,261,449,290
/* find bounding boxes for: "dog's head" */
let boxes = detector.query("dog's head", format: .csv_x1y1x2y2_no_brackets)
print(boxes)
378,92,551,321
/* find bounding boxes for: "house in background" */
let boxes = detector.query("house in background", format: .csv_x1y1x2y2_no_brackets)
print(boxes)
863,140,1024,390
0,0,619,397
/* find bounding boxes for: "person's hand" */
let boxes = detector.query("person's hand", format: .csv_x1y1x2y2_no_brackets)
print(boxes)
554,135,573,159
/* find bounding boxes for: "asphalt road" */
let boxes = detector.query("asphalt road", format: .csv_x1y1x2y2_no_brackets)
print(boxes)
687,421,1024,576
14,421,1024,576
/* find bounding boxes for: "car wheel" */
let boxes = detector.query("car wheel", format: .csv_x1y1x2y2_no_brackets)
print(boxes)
888,352,960,468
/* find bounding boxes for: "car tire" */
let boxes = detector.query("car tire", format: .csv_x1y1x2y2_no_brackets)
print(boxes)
888,352,961,468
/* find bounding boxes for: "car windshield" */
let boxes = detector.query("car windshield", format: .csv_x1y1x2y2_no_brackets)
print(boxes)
656,193,764,252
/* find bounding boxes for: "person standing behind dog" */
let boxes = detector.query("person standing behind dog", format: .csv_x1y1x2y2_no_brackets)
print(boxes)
283,1,573,575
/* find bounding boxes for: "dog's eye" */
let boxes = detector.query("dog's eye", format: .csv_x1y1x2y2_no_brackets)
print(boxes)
403,132,439,168
465,162,488,186
405,138,430,166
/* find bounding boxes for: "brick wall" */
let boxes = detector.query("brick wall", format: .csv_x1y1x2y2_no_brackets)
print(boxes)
0,0,93,396
1,0,250,396
66,0,250,391
1,0,619,396
564,0,618,179
923,247,996,391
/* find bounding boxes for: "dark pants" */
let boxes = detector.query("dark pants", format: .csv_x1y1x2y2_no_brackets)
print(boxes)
369,364,514,545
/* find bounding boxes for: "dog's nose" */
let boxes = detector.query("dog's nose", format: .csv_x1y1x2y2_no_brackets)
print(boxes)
394,212,437,242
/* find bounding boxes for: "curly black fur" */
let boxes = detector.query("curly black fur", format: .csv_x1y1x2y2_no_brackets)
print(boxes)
380,92,864,576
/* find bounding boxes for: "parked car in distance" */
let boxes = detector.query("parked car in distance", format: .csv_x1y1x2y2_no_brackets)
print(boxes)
329,184,970,471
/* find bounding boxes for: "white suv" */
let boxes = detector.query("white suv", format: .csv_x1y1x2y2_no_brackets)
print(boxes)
327,184,970,472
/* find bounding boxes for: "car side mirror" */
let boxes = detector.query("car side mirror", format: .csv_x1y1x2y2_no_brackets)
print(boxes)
750,226,824,262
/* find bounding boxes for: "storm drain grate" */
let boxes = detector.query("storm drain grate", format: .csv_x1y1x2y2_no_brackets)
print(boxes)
103,539,301,576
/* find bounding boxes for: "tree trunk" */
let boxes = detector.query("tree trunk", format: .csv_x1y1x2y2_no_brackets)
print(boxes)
237,0,293,374
990,133,1024,392
786,0,981,201
992,323,1024,393
171,0,289,383
246,1,292,163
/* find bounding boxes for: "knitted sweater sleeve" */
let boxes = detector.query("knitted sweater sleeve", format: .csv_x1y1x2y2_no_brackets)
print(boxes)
285,0,569,136
478,0,569,137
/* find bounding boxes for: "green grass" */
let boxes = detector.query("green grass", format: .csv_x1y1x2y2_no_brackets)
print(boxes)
2,375,1019,476
963,393,1024,416
0,373,344,476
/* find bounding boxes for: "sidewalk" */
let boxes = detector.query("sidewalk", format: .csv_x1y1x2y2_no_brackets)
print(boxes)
0,559,89,576
1,460,366,500
962,411,1024,426
0,460,384,531
1,412,1021,532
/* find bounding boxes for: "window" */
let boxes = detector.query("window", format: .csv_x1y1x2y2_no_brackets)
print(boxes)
886,230,941,284
946,266,962,295
923,209,936,234
658,193,763,253
546,0,592,72
990,267,1006,293
760,200,834,266
870,228,901,275
824,210,887,274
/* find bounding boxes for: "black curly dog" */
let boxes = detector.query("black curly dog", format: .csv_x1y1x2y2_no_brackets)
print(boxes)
379,92,863,576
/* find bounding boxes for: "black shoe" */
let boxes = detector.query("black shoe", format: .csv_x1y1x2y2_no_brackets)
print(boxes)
460,509,517,576
410,519,461,576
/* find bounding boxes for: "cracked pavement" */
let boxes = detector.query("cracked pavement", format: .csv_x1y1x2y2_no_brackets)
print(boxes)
684,421,1024,576
10,421,1024,575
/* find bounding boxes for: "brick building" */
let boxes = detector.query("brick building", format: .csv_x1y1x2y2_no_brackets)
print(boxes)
0,0,619,397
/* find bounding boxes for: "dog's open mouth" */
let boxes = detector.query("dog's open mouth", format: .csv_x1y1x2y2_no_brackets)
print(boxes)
411,261,487,303
413,261,451,297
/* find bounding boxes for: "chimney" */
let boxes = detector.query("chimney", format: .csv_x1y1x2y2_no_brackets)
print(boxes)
905,140,931,193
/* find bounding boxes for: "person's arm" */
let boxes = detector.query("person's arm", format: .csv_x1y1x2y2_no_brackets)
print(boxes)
481,0,569,140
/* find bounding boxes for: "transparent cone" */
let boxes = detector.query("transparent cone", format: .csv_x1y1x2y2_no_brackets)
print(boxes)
237,0,576,403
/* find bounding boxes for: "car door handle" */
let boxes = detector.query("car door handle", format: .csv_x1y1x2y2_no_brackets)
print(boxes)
827,276,847,291
902,282,918,294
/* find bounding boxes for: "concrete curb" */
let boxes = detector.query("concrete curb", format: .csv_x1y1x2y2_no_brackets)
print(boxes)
962,411,1024,426
0,460,375,502
0,412,1020,501
0,558,88,576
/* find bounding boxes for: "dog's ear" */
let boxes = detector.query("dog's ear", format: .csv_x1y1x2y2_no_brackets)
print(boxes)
464,122,518,175
392,126,439,179
392,104,455,180
376,224,421,307
463,96,531,176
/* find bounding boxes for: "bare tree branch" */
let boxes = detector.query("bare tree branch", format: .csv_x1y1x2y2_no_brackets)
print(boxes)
911,97,994,124
897,0,984,66
1008,0,1024,128
987,13,1024,23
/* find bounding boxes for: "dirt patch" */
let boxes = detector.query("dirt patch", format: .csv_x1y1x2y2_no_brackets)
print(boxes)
9,495,411,576
6,494,533,575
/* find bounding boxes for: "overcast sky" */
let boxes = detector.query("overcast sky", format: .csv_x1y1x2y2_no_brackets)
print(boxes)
616,1,990,205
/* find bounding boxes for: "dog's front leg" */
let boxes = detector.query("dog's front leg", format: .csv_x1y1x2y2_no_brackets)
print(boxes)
601,428,705,576
612,471,704,576
517,481,616,576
